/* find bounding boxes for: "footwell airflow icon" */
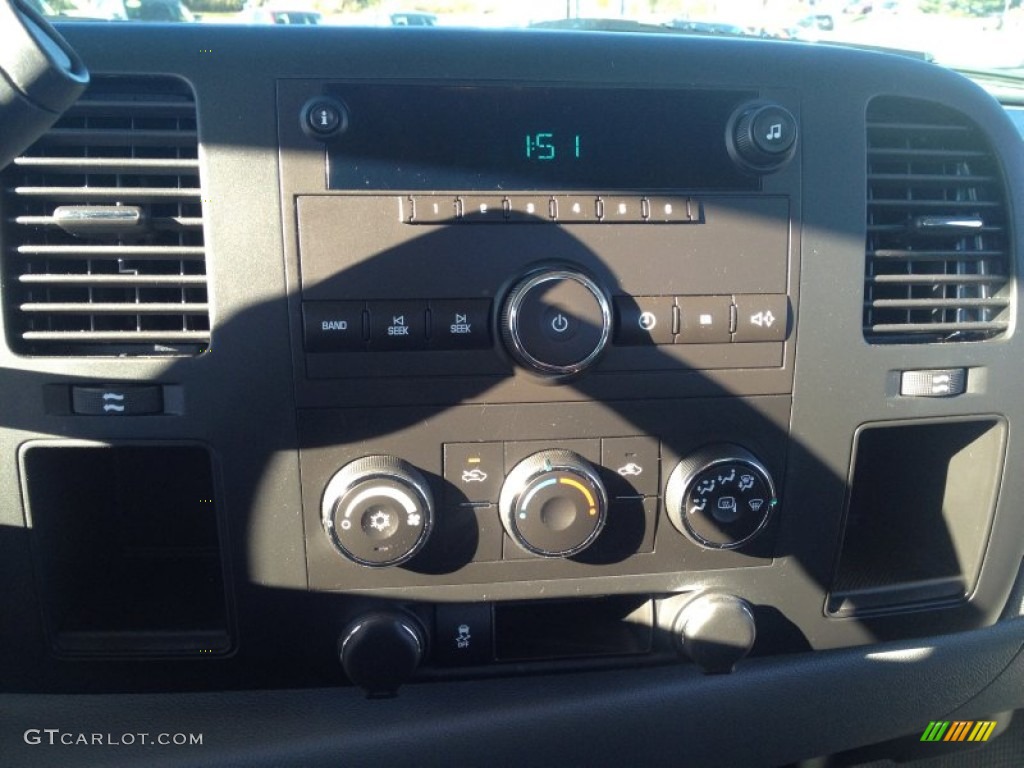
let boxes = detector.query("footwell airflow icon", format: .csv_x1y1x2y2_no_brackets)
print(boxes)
920,721,997,742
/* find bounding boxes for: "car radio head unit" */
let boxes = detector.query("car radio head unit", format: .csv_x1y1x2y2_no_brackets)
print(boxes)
325,84,761,191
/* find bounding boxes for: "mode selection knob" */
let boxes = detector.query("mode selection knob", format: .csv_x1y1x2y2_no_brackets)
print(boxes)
729,102,797,172
500,267,612,378
499,449,608,557
322,455,433,567
664,445,776,549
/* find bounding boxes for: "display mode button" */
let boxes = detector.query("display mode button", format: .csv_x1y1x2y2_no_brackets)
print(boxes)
429,299,492,350
677,296,732,344
303,301,366,352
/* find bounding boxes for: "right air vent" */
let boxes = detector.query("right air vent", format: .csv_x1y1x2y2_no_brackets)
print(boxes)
864,96,1011,343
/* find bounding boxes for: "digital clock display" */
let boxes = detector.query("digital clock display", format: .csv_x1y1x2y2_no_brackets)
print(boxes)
327,84,758,191
523,132,581,162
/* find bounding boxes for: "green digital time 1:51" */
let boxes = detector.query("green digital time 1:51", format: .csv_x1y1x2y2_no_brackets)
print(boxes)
525,132,581,161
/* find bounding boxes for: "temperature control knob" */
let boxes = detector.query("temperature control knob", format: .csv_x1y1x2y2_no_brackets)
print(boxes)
665,445,776,549
499,450,608,557
500,268,612,378
322,456,433,567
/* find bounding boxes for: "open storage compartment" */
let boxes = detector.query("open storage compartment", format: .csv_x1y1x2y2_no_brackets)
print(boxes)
21,442,231,656
827,417,1005,616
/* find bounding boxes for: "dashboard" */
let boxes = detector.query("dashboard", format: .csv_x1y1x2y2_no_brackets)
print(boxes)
1,20,1024,768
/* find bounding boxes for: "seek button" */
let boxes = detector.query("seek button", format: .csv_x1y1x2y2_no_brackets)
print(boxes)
430,299,491,350
368,301,427,350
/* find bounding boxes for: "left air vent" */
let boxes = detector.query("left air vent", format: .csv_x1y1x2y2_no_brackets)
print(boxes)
1,76,209,356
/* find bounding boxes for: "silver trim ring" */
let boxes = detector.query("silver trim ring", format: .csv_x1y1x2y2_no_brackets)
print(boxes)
504,269,612,377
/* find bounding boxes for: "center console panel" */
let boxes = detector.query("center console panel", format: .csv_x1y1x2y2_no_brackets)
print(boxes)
279,80,800,603
273,78,804,686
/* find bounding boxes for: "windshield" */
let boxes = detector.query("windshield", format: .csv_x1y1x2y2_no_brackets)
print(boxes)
45,0,1024,75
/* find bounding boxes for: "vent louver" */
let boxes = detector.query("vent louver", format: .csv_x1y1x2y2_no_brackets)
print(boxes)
1,76,209,356
864,96,1011,343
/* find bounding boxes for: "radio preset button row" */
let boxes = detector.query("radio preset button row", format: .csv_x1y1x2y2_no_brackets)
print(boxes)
614,294,789,345
407,195,700,224
303,299,492,352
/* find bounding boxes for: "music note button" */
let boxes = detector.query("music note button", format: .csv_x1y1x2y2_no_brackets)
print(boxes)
730,102,797,172
751,106,796,154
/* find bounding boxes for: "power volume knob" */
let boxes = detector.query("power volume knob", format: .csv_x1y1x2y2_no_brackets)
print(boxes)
322,455,433,567
499,449,608,557
500,268,612,378
730,102,797,172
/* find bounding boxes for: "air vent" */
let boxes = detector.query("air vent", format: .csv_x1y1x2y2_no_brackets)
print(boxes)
864,96,1011,343
1,76,208,356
